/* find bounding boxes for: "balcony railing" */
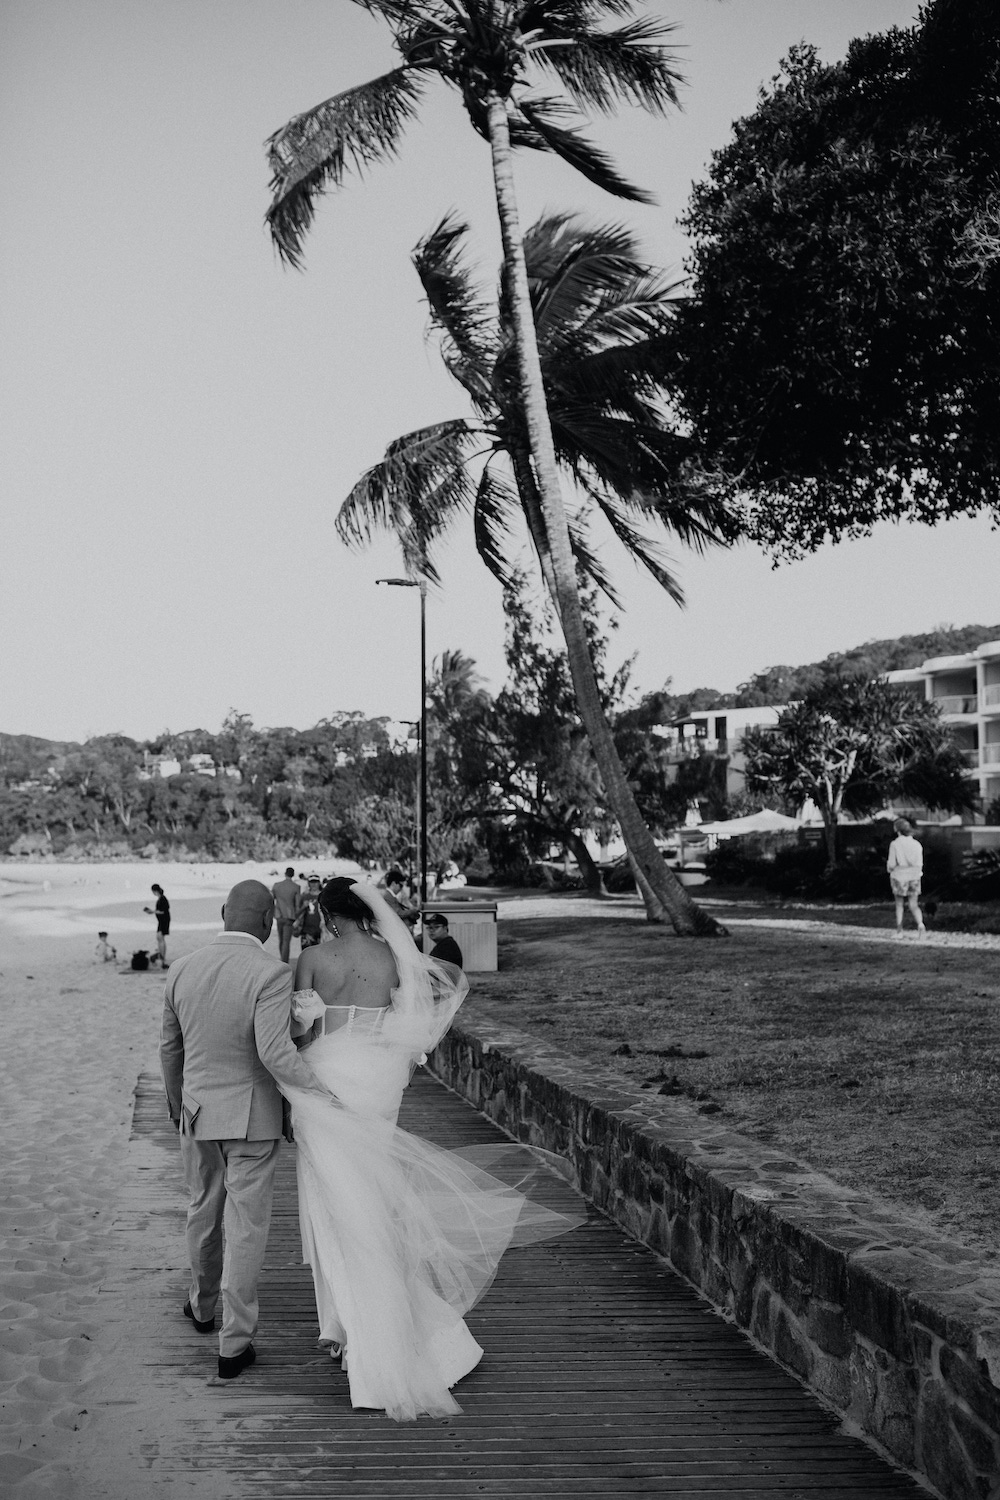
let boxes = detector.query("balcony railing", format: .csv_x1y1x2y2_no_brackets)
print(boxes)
933,694,978,715
665,738,729,761
982,684,1000,708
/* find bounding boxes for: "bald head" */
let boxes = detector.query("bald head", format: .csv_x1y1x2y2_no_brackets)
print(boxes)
222,879,274,942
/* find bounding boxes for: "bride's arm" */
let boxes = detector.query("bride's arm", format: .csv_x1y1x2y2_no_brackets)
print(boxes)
291,948,323,1043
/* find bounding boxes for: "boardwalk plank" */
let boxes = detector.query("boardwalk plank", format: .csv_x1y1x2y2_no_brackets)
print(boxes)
117,1068,925,1499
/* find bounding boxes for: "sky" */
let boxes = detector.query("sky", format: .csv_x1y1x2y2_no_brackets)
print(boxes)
2,0,997,745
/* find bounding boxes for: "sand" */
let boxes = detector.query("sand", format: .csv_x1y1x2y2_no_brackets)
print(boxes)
0,860,364,1498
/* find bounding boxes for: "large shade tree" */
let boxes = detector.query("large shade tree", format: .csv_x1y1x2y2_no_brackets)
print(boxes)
742,678,977,868
265,0,729,933
676,0,1000,556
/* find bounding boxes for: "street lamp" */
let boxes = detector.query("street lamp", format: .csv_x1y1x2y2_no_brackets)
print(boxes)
377,578,428,908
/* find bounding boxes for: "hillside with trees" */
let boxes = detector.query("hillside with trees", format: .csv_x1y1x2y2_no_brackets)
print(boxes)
2,623,996,864
645,624,1000,722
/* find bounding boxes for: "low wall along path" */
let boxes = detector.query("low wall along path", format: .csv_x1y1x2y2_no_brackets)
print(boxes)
427,1020,1000,1500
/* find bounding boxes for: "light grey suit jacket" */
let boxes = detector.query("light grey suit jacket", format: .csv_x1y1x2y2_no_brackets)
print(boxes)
160,932,329,1140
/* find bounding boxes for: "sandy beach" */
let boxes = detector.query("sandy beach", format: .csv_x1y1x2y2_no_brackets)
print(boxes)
0,860,363,1498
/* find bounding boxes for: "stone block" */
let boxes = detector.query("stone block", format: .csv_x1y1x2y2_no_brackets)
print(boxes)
773,1306,813,1379
807,1302,852,1359
845,1262,914,1364
812,1351,852,1410
917,1381,980,1500
939,1343,1000,1432
950,1399,1000,1478
667,1215,699,1285
751,1281,775,1345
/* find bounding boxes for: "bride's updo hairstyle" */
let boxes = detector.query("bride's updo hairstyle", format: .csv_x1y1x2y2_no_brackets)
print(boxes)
318,876,372,927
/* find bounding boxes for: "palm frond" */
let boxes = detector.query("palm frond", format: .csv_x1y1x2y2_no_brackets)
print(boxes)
566,514,622,607
517,0,638,29
515,96,655,203
536,246,667,353
266,68,425,266
473,465,521,587
412,215,497,402
336,419,479,574
531,18,683,116
567,270,683,349
590,493,684,603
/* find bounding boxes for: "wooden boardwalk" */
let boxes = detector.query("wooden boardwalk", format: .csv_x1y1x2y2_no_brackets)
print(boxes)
122,1070,925,1500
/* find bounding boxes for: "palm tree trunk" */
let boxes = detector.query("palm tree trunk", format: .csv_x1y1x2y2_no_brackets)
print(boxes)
484,93,723,937
564,829,609,897
510,443,560,615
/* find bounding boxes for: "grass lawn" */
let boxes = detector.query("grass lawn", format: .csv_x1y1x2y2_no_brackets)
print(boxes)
466,910,1000,1257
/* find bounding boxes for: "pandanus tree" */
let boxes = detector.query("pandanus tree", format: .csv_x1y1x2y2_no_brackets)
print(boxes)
265,0,730,933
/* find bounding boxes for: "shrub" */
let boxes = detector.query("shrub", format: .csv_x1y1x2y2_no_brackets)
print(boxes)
703,842,762,887
928,900,1000,935
600,855,636,893
959,848,1000,900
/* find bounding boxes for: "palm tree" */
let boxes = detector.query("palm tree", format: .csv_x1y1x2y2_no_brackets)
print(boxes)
266,1,725,934
339,214,736,910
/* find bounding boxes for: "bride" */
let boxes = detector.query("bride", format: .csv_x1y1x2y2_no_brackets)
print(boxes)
283,876,581,1421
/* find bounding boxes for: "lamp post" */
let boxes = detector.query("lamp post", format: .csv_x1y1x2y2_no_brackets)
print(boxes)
377,578,428,908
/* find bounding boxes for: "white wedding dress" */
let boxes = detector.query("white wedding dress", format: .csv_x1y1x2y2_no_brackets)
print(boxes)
283,932,583,1422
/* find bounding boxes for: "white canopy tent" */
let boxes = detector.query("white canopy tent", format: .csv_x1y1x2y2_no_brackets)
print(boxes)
693,810,799,838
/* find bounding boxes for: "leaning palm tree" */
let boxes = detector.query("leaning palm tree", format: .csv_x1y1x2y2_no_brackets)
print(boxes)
266,1,725,934
342,213,733,599
344,214,737,926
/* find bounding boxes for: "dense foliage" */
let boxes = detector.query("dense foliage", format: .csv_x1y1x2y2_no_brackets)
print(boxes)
676,0,1000,555
0,713,416,864
742,678,976,865
439,588,675,892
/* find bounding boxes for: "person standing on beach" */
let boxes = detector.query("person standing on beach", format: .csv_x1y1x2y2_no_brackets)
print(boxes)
270,867,301,964
295,875,324,949
160,879,339,1381
144,884,170,966
887,818,926,938
379,868,419,930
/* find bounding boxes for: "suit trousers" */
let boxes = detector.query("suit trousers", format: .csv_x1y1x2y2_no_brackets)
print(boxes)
179,1134,281,1357
275,917,295,964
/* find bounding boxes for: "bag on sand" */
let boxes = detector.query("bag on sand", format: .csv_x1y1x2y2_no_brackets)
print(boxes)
131,950,150,971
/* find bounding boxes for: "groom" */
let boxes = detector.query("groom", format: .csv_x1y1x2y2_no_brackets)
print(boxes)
160,879,337,1379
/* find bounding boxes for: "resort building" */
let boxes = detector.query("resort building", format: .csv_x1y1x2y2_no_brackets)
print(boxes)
886,639,1000,813
652,705,785,802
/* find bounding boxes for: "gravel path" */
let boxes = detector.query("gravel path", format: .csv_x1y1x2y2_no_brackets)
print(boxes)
495,893,1000,949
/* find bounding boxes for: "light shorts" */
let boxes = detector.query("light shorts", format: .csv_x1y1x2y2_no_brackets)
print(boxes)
890,875,921,897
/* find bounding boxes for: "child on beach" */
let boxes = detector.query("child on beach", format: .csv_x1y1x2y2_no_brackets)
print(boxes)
94,931,117,963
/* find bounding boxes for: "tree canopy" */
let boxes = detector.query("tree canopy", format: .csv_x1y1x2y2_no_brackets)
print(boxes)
676,0,1000,556
742,677,977,866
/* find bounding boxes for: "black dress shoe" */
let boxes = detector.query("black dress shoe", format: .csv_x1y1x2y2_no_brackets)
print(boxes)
183,1300,216,1334
218,1344,256,1380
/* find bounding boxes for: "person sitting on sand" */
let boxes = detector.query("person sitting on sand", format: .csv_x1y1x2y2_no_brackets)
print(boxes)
94,931,117,963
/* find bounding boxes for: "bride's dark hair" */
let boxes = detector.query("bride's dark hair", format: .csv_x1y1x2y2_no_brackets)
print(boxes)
318,876,373,926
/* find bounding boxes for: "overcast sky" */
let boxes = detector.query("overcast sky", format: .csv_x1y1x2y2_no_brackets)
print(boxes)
3,0,996,745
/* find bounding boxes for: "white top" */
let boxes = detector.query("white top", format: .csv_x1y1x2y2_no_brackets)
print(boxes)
887,834,923,875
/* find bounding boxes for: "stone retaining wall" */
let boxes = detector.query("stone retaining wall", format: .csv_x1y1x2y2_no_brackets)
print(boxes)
427,1021,1000,1500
